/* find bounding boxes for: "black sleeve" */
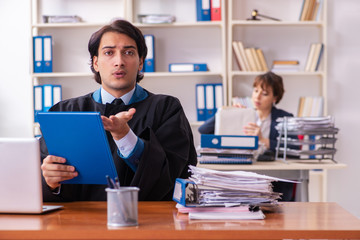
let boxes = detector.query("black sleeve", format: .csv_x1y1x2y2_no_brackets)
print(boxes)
130,97,198,201
198,116,215,134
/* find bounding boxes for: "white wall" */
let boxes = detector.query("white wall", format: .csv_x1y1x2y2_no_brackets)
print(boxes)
0,0,359,218
327,0,360,218
0,0,33,137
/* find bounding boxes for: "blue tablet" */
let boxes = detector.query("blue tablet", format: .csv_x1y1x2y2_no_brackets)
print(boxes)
37,112,118,185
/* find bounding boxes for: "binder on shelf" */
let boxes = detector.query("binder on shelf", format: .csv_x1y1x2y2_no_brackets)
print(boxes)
33,36,43,73
33,84,62,122
42,36,53,72
33,86,43,122
196,84,206,121
169,63,207,72
196,0,211,21
43,84,62,112
144,34,155,72
33,36,53,73
210,0,221,21
201,134,258,150
195,83,223,121
205,84,215,119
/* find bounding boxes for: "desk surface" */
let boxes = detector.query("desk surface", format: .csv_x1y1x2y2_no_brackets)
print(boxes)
198,159,347,171
0,201,359,240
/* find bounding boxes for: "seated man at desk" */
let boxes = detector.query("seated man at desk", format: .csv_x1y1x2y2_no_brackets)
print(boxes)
40,19,197,201
199,71,296,201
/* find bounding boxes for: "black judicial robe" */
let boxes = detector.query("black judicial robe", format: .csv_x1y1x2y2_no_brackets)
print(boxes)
41,89,197,201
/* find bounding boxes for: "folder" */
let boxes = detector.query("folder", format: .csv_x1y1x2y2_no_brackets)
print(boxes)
173,178,196,207
205,84,215,119
33,36,43,73
33,86,43,122
196,84,206,121
37,112,118,185
42,36,53,72
42,84,62,112
169,63,207,72
201,134,258,149
210,0,221,21
214,83,223,112
196,0,211,21
144,34,155,72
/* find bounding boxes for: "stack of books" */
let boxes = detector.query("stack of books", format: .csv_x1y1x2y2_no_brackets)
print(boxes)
297,96,324,117
299,0,323,21
232,41,268,72
198,134,258,164
172,166,297,220
304,43,324,72
271,60,300,73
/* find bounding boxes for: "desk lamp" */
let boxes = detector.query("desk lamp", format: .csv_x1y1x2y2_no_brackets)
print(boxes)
247,9,281,21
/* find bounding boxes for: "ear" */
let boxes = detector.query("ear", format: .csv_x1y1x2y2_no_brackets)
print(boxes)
93,56,99,72
138,57,144,71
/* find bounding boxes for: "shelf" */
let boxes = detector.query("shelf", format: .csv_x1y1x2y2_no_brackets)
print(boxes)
32,71,223,79
32,22,107,28
231,20,324,27
230,71,325,77
135,21,223,28
33,21,223,29
32,72,93,78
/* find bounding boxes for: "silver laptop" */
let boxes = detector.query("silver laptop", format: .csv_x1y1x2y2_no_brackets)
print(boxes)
0,138,62,214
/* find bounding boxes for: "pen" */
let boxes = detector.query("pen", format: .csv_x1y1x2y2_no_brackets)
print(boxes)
114,177,121,189
106,175,115,189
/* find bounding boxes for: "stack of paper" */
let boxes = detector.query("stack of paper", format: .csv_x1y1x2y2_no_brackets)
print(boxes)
275,116,338,161
173,166,296,220
188,166,294,206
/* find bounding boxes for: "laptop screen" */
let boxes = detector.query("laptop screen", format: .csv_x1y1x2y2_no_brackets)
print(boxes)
0,138,44,213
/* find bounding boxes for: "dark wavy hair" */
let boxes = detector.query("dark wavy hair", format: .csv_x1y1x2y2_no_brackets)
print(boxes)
253,71,285,104
88,19,147,84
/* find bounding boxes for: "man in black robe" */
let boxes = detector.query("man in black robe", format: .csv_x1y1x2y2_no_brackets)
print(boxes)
40,19,197,201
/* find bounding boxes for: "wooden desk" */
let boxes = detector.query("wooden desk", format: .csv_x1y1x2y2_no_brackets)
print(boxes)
198,160,347,202
0,201,359,240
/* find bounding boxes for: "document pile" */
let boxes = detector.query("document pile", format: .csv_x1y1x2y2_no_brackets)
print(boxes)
173,166,296,220
198,134,258,164
137,14,176,24
275,116,338,161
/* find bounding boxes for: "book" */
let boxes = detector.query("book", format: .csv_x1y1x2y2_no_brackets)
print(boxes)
304,43,316,72
232,41,246,71
244,48,257,71
237,42,250,71
256,48,269,71
37,112,118,185
310,43,324,71
250,48,262,71
272,60,300,72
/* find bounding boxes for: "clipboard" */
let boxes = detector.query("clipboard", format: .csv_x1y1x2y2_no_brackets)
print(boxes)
37,112,118,185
